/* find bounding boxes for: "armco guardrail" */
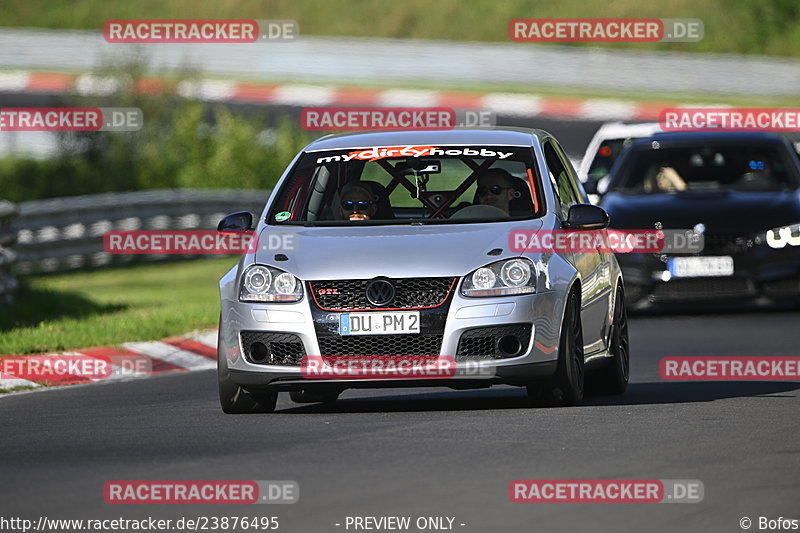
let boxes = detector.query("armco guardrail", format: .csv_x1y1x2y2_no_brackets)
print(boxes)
14,189,271,274
0,199,19,301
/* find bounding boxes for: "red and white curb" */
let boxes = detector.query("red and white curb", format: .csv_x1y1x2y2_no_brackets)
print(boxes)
0,329,218,393
0,70,703,121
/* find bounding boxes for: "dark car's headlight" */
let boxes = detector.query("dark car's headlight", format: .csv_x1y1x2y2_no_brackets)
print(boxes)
239,264,303,302
765,223,800,249
461,258,536,297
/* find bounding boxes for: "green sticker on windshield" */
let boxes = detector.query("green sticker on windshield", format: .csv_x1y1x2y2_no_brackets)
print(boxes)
275,211,291,222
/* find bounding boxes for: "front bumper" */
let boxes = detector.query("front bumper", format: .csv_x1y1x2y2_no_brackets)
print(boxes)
220,288,564,392
618,244,800,305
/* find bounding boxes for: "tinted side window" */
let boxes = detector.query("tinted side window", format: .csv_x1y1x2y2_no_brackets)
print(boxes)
552,140,589,203
544,141,578,218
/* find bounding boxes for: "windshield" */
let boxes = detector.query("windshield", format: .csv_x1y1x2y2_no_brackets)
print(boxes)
268,145,543,225
609,142,799,193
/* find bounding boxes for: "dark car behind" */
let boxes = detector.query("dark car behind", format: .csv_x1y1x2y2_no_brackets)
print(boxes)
597,132,800,307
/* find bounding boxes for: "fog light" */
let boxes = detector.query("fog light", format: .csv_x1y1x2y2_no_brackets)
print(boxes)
249,342,270,364
498,335,522,357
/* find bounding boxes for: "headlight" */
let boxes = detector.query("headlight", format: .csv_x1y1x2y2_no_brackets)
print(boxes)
765,223,800,249
472,268,496,290
461,258,536,297
501,259,532,287
239,264,303,302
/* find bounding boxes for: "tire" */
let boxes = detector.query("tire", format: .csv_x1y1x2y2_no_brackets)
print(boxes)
535,289,585,406
217,322,278,414
290,389,340,404
591,285,630,395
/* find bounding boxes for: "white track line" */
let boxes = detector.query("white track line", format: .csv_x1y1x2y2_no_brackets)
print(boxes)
122,341,216,370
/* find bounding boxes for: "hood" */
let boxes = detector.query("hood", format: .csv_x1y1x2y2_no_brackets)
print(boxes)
254,220,543,280
600,190,800,233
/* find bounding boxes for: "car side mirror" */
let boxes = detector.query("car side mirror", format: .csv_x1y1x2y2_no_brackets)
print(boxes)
563,204,610,230
217,211,254,232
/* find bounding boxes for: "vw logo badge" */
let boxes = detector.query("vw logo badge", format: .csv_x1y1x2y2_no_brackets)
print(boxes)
365,279,395,307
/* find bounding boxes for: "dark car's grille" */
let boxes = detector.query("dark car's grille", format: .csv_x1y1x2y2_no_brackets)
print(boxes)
240,331,306,365
762,277,800,298
456,324,532,360
652,279,755,301
308,277,456,311
317,334,443,356
624,284,644,304
701,234,753,255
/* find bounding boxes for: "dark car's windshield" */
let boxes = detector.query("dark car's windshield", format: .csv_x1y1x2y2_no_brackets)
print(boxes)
268,145,542,225
609,142,799,193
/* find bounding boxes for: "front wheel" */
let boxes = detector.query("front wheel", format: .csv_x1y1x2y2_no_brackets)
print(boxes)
591,285,630,395
530,289,584,406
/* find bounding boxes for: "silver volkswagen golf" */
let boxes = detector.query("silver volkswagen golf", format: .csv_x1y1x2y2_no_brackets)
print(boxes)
217,128,629,413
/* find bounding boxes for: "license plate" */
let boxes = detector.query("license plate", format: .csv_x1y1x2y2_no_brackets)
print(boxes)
668,256,734,278
339,311,420,335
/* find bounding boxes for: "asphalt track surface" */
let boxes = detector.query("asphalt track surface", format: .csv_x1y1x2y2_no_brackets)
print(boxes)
0,98,798,531
1,304,799,532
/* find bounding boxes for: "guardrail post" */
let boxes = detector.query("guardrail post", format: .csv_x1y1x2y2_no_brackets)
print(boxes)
0,199,19,303
13,189,271,274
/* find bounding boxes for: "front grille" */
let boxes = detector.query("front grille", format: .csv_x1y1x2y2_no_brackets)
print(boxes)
240,331,306,365
456,324,532,360
651,279,755,301
317,333,443,356
309,277,456,311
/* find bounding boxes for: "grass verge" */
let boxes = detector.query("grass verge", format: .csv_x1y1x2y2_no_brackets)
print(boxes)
0,258,237,355
1,0,798,58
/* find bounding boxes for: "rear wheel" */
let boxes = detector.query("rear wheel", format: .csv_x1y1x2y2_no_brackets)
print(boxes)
591,285,630,395
528,289,584,406
218,323,278,414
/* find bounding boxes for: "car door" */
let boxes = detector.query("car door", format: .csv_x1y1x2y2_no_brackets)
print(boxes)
543,139,610,355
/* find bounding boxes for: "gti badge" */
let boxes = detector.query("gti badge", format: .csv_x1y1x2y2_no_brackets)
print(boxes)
317,288,339,295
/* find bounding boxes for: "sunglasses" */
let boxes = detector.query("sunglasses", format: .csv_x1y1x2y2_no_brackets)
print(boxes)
477,185,513,196
341,200,374,212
